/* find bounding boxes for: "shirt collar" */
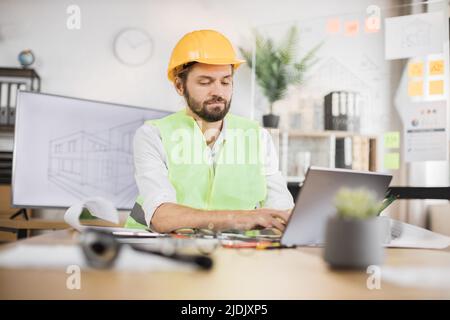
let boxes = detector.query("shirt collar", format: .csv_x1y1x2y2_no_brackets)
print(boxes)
184,107,228,146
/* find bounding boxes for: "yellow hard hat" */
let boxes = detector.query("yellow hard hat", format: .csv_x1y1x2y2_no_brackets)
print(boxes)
167,29,245,82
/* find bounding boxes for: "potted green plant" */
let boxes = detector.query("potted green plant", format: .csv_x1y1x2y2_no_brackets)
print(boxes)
323,188,386,269
239,26,321,128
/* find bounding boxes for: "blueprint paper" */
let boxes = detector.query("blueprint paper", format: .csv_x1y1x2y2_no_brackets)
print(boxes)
64,197,119,232
385,12,444,60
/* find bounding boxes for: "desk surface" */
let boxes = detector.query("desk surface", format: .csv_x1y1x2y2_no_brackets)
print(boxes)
0,218,121,230
0,229,449,299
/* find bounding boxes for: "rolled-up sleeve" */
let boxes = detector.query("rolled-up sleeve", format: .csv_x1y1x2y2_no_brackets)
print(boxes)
260,128,295,210
133,124,177,227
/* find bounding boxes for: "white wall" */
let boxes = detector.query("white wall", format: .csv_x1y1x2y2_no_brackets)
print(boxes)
4,0,429,223
0,0,393,118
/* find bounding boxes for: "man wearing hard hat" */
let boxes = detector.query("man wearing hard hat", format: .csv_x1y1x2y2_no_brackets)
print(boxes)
125,30,294,233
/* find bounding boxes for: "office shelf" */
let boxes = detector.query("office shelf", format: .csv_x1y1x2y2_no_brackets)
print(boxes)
266,128,378,178
0,125,14,133
0,67,41,91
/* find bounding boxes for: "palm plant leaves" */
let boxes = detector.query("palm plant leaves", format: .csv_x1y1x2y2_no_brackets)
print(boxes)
239,26,322,112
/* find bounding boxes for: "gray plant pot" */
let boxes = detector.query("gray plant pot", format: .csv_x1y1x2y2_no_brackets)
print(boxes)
323,215,384,270
262,114,280,128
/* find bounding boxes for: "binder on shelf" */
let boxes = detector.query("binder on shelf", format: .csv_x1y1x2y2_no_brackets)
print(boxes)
0,83,8,125
324,91,361,132
347,92,355,132
335,137,352,169
0,67,41,128
324,91,340,131
8,83,25,125
8,83,16,125
352,136,370,171
351,92,361,133
338,92,348,131
0,151,13,184
324,93,330,130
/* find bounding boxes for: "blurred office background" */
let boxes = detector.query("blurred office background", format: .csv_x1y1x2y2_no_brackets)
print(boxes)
0,0,449,240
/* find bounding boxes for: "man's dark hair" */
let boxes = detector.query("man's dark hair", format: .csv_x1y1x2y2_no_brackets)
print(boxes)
174,62,234,88
174,61,198,86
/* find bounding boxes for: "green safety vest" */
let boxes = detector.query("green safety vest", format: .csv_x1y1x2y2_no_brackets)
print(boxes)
124,108,267,229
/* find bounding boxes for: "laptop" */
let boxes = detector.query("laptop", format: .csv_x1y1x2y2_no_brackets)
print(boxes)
280,166,392,247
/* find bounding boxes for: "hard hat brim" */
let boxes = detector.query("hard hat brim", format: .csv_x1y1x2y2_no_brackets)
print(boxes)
168,58,246,82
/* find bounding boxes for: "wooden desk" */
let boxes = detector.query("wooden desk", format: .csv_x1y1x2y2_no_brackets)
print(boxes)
0,218,123,241
0,218,69,230
0,218,68,240
0,229,449,299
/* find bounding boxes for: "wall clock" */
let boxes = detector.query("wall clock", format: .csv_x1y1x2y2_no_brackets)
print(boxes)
113,28,153,66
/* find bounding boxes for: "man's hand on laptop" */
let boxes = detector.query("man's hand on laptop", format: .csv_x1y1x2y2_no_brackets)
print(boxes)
150,203,293,234
233,209,291,231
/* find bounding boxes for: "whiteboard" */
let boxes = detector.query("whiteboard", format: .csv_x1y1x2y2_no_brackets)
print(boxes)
12,91,171,210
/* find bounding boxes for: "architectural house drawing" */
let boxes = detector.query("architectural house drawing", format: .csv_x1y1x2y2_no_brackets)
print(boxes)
401,18,431,49
48,119,143,207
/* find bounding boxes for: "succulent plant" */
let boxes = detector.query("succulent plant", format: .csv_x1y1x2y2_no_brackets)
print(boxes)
334,188,383,219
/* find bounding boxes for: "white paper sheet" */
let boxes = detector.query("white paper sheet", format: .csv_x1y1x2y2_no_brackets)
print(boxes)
0,244,194,272
382,216,450,249
63,197,165,238
385,12,444,60
404,100,448,162
381,267,450,289
64,197,121,232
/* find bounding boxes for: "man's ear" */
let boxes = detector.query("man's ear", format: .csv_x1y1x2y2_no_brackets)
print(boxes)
173,77,184,96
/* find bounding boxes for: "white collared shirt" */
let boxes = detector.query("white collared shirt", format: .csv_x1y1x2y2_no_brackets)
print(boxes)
134,116,294,227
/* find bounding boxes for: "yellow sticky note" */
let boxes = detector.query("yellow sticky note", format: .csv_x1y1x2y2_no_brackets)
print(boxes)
384,153,400,170
408,80,423,97
408,62,423,77
429,60,444,75
429,80,444,95
384,132,400,149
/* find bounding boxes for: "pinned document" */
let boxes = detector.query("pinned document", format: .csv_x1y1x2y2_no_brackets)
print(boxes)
385,12,444,60
404,100,448,162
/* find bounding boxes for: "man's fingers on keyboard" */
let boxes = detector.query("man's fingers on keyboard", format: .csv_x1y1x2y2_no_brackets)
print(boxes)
271,218,286,231
271,211,289,224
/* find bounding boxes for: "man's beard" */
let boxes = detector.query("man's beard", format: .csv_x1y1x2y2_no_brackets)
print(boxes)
184,88,231,122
